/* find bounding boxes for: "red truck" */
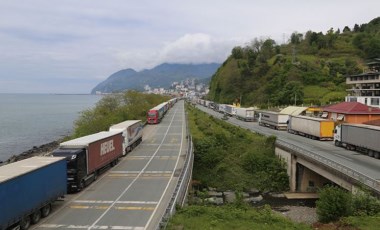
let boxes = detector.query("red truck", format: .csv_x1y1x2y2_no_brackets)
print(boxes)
147,102,167,124
52,131,123,192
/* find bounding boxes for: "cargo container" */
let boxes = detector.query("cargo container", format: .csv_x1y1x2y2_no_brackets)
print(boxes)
288,115,335,140
0,157,66,230
218,104,227,114
334,123,380,158
52,131,123,192
147,103,166,124
109,120,143,155
258,111,289,130
225,105,237,116
235,107,256,122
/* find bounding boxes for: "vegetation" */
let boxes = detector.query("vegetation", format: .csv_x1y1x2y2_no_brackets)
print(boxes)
208,17,380,107
316,186,380,223
72,91,169,138
167,205,311,230
187,104,288,191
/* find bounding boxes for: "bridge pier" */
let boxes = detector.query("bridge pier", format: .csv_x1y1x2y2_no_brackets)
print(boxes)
276,147,353,193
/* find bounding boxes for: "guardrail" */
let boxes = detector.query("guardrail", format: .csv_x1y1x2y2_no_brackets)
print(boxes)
158,106,194,229
276,139,380,194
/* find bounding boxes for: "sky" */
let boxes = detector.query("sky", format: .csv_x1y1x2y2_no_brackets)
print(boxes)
0,1,379,94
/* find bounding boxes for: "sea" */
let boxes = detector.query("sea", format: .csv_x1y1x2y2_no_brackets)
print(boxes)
0,94,102,162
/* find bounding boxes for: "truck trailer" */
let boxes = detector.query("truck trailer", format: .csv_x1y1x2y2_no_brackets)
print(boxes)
52,131,123,192
225,105,237,116
0,157,66,230
258,111,289,130
235,107,256,122
334,123,380,158
109,120,143,155
288,115,335,140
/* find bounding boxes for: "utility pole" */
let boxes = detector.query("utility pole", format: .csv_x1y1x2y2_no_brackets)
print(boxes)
294,93,297,105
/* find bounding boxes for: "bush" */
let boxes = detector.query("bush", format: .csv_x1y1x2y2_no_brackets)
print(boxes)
352,190,380,216
316,186,353,223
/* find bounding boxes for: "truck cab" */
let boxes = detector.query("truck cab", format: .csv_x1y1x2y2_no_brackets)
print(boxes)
333,124,342,146
52,149,87,192
147,110,158,124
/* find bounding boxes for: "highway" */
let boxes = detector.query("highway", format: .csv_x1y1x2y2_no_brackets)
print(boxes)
33,100,187,230
196,105,380,182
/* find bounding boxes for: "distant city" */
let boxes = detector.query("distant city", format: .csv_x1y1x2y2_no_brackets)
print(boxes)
143,78,209,98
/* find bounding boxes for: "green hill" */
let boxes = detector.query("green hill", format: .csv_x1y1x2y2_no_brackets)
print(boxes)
208,17,380,107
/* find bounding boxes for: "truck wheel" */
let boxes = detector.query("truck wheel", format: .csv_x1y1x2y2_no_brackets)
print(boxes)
31,210,41,224
94,172,98,181
79,180,85,191
41,204,51,217
374,152,380,159
20,216,31,230
368,150,374,157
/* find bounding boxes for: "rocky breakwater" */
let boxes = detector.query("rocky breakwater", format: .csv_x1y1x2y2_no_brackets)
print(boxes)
1,140,61,165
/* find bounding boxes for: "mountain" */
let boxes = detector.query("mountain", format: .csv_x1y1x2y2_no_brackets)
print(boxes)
208,17,380,107
91,63,221,94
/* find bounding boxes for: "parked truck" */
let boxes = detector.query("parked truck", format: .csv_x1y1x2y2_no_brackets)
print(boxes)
334,123,380,158
225,105,237,116
147,103,166,124
288,115,335,140
52,131,123,192
0,157,66,230
109,120,143,155
235,107,256,122
258,111,289,130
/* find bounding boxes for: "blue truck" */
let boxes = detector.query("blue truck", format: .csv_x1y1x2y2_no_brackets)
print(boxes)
0,157,67,230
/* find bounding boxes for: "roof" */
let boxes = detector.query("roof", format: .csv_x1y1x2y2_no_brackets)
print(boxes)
60,131,121,147
110,120,142,130
323,102,380,115
280,106,308,115
0,157,65,183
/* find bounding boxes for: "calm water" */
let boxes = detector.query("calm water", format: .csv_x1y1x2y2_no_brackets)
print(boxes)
0,94,101,162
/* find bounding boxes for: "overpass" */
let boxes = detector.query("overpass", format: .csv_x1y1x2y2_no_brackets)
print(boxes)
34,100,193,230
196,105,380,196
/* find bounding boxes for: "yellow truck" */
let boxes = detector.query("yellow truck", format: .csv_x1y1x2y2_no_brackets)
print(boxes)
287,115,335,141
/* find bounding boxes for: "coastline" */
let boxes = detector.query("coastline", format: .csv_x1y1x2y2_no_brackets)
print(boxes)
1,139,63,165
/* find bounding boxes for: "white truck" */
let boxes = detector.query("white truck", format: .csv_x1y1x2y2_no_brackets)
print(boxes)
334,123,380,158
288,115,335,140
109,120,143,155
258,111,289,130
235,107,256,122
225,105,237,116
218,104,227,114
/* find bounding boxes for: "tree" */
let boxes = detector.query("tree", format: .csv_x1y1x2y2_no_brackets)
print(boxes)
343,26,351,33
290,32,303,44
231,46,244,59
316,186,353,223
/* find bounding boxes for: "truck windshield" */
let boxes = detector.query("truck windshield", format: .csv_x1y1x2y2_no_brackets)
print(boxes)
148,112,157,117
52,150,80,171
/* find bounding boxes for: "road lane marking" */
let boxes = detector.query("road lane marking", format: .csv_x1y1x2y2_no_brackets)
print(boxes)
70,205,155,211
74,200,158,205
39,224,144,229
88,105,180,230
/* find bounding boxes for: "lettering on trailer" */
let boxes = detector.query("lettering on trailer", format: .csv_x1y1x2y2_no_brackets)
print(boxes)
100,140,115,156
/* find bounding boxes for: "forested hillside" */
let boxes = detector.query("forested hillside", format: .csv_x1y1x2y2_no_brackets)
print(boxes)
208,17,380,107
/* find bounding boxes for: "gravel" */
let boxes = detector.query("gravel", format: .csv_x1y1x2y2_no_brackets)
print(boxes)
273,205,318,225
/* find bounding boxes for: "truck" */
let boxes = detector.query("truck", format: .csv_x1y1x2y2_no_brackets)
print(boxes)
287,115,335,140
225,105,237,116
52,131,123,192
109,120,143,155
218,104,227,114
235,107,256,122
0,157,66,230
147,103,166,124
334,123,380,158
258,111,289,130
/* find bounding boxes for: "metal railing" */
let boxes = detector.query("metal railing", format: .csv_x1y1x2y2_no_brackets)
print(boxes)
276,139,380,194
158,107,194,229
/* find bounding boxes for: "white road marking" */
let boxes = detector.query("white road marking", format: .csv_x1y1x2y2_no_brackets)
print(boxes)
73,200,158,205
39,224,144,229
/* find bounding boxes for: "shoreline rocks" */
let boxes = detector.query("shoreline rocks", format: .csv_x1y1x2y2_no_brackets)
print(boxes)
1,139,62,165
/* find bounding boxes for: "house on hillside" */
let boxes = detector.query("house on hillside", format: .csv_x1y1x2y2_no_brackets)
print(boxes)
345,58,380,108
321,102,380,124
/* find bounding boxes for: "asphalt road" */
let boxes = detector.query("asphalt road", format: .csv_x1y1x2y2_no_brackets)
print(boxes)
33,100,187,230
196,105,380,181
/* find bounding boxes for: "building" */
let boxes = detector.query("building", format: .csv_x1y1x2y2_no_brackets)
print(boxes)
345,58,380,108
322,102,380,124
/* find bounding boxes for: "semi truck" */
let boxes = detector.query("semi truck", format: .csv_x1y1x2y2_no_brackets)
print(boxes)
258,111,289,130
109,120,143,155
288,115,335,140
225,105,237,116
235,107,256,122
0,157,66,230
334,123,380,158
147,103,166,124
52,131,123,192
